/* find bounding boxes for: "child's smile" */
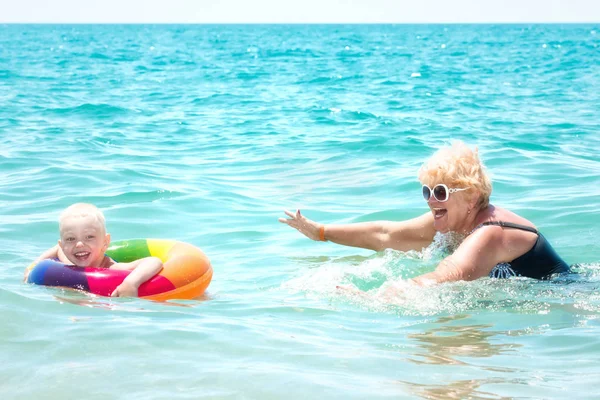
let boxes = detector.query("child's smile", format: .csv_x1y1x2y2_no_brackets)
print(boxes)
59,214,109,267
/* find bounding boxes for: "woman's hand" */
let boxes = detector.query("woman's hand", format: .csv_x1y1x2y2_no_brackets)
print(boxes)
279,210,323,241
336,280,414,304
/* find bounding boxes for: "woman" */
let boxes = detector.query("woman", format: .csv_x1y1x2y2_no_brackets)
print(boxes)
279,141,570,284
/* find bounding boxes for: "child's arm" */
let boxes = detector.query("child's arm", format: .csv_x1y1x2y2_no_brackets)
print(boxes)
25,245,70,281
36,245,69,263
109,257,163,297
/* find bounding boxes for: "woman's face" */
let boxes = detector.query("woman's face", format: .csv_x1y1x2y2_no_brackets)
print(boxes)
423,183,473,233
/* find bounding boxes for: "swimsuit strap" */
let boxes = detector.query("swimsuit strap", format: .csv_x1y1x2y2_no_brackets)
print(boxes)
480,221,538,234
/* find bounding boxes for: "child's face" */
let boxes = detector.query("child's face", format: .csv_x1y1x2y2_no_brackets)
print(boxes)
59,214,110,267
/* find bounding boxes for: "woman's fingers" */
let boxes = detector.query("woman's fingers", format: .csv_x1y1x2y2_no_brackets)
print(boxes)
281,209,305,225
336,285,368,299
283,209,296,218
281,209,319,239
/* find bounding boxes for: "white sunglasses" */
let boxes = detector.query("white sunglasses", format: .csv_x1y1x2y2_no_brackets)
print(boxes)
422,184,469,202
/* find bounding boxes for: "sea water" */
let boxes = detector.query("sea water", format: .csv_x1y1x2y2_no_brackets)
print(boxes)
1,24,599,399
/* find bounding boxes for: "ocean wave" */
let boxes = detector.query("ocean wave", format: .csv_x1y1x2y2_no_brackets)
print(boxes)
46,103,134,117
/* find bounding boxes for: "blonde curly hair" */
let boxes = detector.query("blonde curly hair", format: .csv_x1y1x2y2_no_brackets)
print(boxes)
418,141,492,210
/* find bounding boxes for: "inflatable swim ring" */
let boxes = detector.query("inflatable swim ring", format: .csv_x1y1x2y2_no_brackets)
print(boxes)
25,239,212,301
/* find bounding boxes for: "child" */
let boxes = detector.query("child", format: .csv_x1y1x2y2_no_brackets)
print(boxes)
34,203,163,297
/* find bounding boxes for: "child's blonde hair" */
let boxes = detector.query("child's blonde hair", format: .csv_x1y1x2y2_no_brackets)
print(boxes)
418,141,492,210
59,203,107,233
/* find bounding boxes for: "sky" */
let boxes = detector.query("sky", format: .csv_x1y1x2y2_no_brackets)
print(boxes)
0,0,599,23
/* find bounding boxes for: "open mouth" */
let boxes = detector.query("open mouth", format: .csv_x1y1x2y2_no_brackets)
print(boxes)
74,251,91,262
433,208,447,219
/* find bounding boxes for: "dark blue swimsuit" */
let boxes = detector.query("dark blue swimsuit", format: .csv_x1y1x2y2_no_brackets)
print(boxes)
477,221,570,279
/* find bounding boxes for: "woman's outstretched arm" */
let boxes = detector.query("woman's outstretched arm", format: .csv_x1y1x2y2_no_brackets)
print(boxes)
279,210,436,252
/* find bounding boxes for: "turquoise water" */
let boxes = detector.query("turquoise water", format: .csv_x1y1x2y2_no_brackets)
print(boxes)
1,24,600,398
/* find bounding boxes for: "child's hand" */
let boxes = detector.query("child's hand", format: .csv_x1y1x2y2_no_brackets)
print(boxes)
111,282,139,298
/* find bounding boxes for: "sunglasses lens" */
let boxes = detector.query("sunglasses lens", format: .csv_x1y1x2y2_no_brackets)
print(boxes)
433,185,448,202
422,186,431,201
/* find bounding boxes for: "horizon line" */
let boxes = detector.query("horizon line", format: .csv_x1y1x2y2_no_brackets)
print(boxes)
2,21,599,25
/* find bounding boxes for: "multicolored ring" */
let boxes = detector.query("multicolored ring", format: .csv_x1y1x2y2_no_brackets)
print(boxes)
25,239,213,301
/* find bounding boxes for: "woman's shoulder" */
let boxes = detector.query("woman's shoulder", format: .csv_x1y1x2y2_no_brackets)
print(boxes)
477,205,536,230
